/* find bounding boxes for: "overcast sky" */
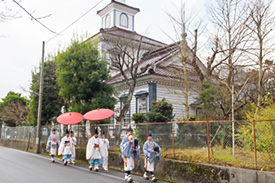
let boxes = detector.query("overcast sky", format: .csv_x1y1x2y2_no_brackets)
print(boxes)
0,0,208,100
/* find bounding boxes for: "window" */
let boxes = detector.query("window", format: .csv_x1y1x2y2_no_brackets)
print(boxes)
137,96,147,113
105,14,111,28
135,91,148,113
120,95,131,124
120,13,128,28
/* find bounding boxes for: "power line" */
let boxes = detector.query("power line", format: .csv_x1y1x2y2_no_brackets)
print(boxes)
46,0,104,43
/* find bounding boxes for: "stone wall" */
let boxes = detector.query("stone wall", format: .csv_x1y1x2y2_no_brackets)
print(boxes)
0,138,46,153
1,139,275,183
77,148,275,183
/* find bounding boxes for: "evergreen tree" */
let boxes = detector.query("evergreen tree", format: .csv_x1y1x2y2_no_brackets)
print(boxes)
28,56,64,126
55,37,116,114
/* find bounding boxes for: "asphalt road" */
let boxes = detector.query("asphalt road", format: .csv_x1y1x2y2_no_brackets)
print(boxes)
0,146,169,183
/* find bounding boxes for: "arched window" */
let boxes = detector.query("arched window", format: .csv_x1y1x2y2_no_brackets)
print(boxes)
105,14,111,28
120,13,128,28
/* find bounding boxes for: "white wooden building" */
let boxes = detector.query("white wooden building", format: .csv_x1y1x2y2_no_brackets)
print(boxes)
89,0,206,124
106,43,205,123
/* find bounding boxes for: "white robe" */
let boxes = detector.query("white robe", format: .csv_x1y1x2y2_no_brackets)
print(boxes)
100,138,109,170
86,136,101,160
100,138,109,158
70,136,77,159
58,136,73,156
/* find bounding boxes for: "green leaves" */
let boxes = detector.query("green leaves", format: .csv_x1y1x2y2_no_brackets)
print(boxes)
147,98,174,123
132,113,146,123
1,91,28,106
55,37,116,115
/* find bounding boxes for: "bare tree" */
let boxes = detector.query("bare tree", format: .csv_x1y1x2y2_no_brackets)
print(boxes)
1,103,29,126
104,34,153,123
0,0,56,35
0,0,19,22
246,0,275,115
165,3,207,119
207,0,252,117
204,0,252,151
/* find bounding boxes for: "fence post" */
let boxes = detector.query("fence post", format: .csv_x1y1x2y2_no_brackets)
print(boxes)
146,123,149,134
0,124,2,138
253,120,257,170
207,121,210,162
173,123,175,158
26,132,31,151
77,125,80,144
107,124,110,140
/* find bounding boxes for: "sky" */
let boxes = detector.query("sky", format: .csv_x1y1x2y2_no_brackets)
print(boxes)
0,0,208,100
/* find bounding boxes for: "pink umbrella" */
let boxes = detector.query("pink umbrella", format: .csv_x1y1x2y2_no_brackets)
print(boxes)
57,112,84,125
84,108,114,121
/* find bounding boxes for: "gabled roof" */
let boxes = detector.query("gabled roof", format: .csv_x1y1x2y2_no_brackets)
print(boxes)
99,26,166,48
107,42,206,84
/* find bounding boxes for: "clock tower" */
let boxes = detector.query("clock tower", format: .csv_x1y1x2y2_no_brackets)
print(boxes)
97,0,140,31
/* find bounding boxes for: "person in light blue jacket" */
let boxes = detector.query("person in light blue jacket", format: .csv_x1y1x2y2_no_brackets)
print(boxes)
143,132,161,182
46,129,60,163
120,126,140,183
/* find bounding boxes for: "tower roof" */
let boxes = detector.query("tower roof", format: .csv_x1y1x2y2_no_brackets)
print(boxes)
97,0,140,16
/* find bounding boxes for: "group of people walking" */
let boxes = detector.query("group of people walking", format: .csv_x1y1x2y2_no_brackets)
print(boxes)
46,126,161,183
46,129,79,165
120,126,162,182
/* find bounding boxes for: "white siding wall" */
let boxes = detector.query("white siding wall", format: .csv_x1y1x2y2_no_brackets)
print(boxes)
157,84,197,121
113,82,198,124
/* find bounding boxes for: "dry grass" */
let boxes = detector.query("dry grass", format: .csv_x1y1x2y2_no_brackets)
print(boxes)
160,146,275,171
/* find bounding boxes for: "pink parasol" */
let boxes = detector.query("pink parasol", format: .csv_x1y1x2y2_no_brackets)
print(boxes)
57,112,84,125
84,108,114,121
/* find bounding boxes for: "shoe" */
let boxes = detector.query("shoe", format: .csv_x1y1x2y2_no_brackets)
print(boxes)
89,165,93,171
124,175,128,181
64,161,68,166
127,175,133,183
94,168,99,172
143,173,149,180
151,177,157,182
52,160,55,163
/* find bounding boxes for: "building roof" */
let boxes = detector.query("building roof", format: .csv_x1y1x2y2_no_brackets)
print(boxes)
107,42,206,84
100,26,166,47
97,0,140,15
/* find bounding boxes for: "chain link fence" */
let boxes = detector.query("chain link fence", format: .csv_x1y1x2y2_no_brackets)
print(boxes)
1,119,275,171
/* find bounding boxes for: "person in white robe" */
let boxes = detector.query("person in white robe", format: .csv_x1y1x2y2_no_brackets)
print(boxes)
69,130,77,165
143,132,161,182
58,130,73,166
46,128,60,163
120,126,140,183
100,131,109,171
86,128,101,172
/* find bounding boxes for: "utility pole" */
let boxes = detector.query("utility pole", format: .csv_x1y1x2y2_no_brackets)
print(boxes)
36,41,45,154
